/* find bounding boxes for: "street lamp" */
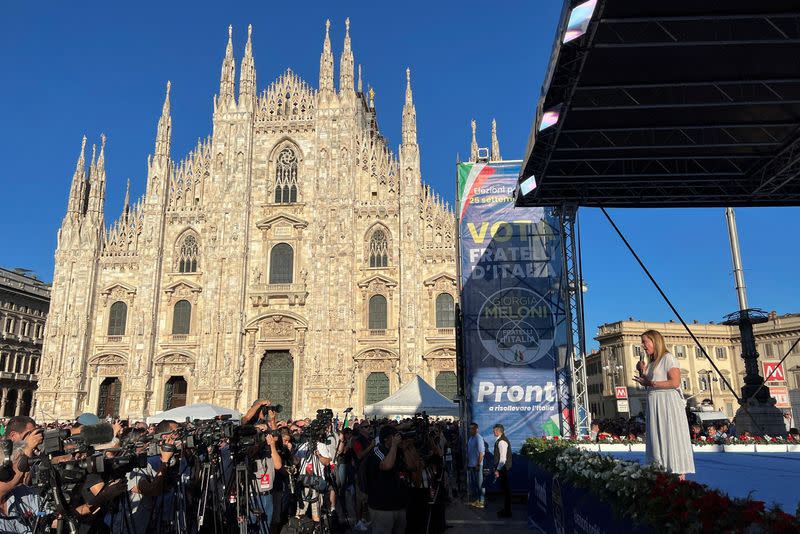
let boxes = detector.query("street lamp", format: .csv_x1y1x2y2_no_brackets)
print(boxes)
698,369,718,408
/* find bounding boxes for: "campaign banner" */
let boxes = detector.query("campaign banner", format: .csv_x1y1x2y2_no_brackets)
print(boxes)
527,462,651,534
457,161,566,448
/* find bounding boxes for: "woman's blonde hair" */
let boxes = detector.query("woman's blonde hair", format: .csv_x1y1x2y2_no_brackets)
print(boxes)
641,329,669,366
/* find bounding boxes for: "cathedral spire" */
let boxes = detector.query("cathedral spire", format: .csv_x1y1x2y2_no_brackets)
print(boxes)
402,68,417,146
239,24,256,109
87,135,107,217
219,25,236,107
470,119,478,162
357,64,362,93
155,81,172,160
123,177,131,220
67,136,88,215
339,18,354,93
491,118,502,161
319,19,334,94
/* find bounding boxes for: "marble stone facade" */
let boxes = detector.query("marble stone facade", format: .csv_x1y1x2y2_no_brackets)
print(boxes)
36,20,465,421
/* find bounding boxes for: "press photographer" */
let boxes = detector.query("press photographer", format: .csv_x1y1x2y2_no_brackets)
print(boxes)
248,422,283,531
292,409,335,529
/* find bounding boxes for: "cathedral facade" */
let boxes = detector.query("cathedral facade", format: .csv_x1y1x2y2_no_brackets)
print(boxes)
36,20,470,421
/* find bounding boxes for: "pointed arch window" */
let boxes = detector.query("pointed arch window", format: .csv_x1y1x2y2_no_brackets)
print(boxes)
369,230,389,268
107,301,128,336
269,243,294,284
275,148,298,203
177,234,200,273
435,293,455,328
172,300,192,335
368,295,387,330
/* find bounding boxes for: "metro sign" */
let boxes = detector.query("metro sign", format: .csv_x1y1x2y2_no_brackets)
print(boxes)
615,386,628,399
762,362,786,382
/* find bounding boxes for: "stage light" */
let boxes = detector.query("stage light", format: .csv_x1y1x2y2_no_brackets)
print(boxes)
563,0,598,43
539,108,561,131
520,175,537,196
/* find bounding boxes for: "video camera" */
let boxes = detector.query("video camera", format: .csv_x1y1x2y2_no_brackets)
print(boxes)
32,422,149,515
299,408,334,444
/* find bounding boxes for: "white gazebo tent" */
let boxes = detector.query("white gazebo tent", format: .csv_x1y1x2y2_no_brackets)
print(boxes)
146,403,242,425
364,375,459,417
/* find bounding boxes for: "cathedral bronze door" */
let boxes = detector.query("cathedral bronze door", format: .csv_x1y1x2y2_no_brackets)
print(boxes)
97,377,122,417
163,376,188,411
258,351,293,419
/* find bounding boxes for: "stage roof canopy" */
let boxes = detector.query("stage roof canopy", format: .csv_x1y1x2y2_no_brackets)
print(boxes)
516,0,800,208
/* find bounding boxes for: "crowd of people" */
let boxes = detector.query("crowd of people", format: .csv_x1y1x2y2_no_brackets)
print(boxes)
0,401,484,534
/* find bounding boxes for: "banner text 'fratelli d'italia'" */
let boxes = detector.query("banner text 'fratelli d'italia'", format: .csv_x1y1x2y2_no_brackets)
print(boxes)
457,162,566,447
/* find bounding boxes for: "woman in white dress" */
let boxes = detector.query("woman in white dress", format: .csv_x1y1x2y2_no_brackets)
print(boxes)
633,329,695,480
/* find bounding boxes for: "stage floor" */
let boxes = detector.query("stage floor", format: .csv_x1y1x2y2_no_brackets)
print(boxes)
608,452,800,513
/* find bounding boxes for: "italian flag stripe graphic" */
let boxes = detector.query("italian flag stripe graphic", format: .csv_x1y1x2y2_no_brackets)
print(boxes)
457,163,497,220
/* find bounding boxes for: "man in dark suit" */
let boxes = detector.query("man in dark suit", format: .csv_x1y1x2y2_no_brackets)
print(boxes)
492,424,512,518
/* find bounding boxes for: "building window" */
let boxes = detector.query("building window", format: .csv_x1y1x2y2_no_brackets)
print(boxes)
30,356,38,374
435,294,455,328
681,377,690,391
693,345,703,359
0,352,6,372
674,345,687,359
163,376,188,411
435,371,458,400
368,295,387,330
365,372,389,404
107,301,128,336
97,377,122,418
14,355,23,374
269,243,294,284
633,345,645,360
698,375,708,391
21,321,29,337
274,148,298,203
3,317,14,334
172,300,192,335
715,347,727,360
177,233,200,273
762,343,774,358
368,230,389,268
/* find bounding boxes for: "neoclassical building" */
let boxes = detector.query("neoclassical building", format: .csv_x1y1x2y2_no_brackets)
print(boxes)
0,267,50,417
36,20,465,421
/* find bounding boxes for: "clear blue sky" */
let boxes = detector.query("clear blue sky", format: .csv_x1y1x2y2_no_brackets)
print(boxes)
1,0,798,345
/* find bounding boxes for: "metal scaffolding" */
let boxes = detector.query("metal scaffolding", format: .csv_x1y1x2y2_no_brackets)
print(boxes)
557,204,590,436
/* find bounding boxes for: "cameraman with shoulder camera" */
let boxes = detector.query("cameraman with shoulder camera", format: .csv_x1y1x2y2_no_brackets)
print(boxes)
110,422,180,534
67,414,128,534
364,425,408,534
293,411,333,527
0,416,45,533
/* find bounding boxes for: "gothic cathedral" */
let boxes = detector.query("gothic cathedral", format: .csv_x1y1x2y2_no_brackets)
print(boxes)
36,20,470,421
